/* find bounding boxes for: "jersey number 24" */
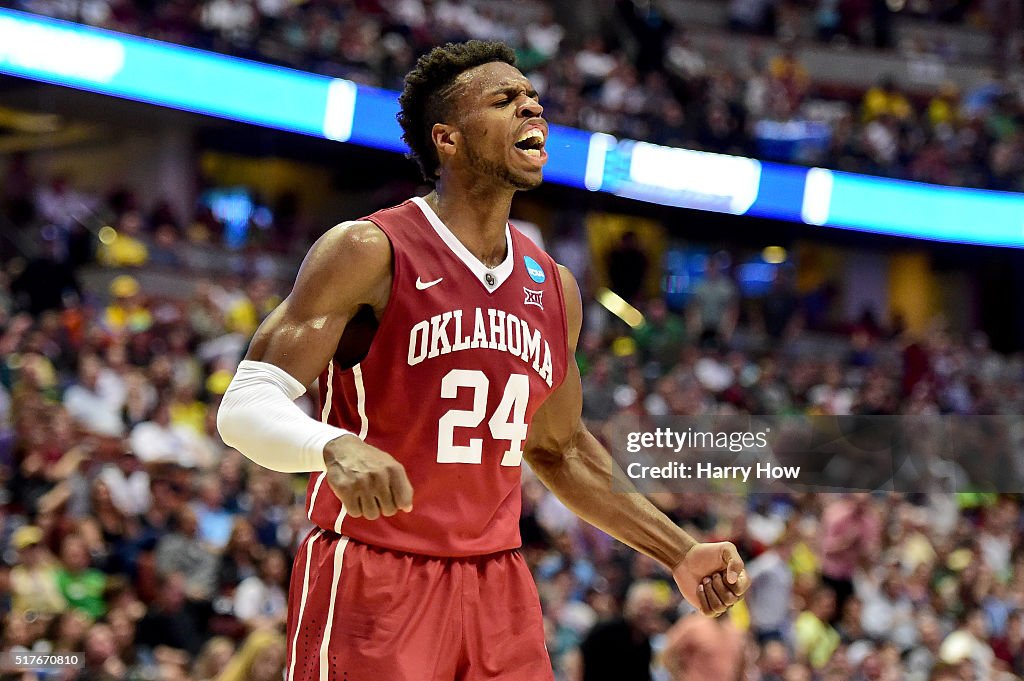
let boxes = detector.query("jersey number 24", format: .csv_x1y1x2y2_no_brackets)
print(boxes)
436,369,529,467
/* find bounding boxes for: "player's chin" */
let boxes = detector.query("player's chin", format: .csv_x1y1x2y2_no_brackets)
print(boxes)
507,165,544,191
507,152,546,189
511,173,544,191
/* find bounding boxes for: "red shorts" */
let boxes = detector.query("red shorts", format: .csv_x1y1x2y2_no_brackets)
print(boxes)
284,529,554,681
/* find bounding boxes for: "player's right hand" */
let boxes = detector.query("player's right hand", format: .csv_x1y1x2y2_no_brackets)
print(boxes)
672,541,750,617
323,435,414,520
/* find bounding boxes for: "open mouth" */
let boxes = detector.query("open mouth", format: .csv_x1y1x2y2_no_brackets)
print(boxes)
514,128,546,158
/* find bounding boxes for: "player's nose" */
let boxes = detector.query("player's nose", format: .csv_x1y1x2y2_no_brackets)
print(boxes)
518,96,543,119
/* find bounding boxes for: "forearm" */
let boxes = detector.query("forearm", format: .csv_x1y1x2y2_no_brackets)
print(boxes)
526,427,696,569
217,360,350,473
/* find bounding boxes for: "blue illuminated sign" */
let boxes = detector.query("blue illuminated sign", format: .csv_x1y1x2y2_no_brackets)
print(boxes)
2,7,1023,247
0,8,346,139
590,137,762,215
805,169,1024,248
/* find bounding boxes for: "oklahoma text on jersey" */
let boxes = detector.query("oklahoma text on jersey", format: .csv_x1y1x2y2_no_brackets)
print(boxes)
407,307,555,387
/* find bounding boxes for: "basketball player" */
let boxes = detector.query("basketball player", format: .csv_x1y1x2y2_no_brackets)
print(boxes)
217,41,750,681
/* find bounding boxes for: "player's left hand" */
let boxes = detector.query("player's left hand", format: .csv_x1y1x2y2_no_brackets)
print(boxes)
672,541,750,617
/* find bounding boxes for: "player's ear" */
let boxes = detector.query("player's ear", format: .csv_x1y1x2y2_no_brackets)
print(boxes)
431,123,460,161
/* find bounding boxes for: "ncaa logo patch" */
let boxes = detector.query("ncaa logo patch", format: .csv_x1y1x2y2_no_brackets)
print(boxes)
524,287,544,309
524,255,546,283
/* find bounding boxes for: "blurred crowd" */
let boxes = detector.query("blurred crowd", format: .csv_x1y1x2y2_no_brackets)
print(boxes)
3,0,1023,191
1,167,1024,681
1,153,309,265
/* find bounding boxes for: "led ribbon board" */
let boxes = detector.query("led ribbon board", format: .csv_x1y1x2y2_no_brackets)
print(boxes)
0,8,347,138
1,8,1022,247
802,168,1024,248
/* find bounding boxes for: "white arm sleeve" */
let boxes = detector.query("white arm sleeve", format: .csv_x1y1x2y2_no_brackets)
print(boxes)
216,360,351,473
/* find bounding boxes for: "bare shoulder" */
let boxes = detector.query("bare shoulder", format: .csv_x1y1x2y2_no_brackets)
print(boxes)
555,264,583,348
556,265,581,304
245,220,393,370
305,220,392,278
286,219,393,315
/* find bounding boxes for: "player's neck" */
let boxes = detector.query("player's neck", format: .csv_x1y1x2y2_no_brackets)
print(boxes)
426,184,512,268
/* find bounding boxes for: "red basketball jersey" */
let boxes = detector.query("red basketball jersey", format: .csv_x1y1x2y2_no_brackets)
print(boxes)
304,197,569,557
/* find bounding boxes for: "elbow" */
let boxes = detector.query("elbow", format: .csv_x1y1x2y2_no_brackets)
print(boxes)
215,392,241,452
215,388,286,473
524,443,565,470
524,422,586,471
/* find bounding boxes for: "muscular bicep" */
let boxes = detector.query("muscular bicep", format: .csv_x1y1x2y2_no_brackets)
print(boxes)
245,220,392,386
524,265,584,462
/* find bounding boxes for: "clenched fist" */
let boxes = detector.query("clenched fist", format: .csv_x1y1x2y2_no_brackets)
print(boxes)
672,541,750,617
323,435,414,520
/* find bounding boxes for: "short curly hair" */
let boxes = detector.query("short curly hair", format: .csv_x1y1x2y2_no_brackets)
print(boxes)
398,40,517,184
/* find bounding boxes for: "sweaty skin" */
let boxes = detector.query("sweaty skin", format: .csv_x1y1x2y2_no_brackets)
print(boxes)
241,60,749,616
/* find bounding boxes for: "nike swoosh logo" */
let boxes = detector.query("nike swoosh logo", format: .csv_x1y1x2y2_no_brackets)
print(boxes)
415,276,443,290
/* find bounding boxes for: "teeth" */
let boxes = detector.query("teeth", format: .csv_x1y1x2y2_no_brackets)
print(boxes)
516,129,545,145
522,148,541,157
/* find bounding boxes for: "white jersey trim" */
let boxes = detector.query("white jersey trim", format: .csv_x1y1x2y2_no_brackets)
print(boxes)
353,363,369,439
333,364,368,533
318,536,350,680
286,528,323,681
410,195,515,292
309,361,335,522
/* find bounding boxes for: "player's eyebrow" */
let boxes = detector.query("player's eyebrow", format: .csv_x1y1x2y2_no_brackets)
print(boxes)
488,85,539,100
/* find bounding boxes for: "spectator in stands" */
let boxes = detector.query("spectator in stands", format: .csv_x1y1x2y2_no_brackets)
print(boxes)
794,585,841,668
745,536,794,643
943,609,997,678
103,275,153,336
581,356,618,423
154,508,218,602
214,629,286,681
49,608,90,655
129,400,200,466
928,82,961,128
524,6,563,62
8,525,65,616
759,266,801,341
768,45,810,112
232,547,288,631
34,174,97,230
862,77,913,122
216,517,263,593
192,474,235,550
688,252,739,349
193,637,237,681
579,580,669,681
135,571,207,657
77,622,127,681
55,533,107,619
9,230,81,316
112,604,169,678
98,450,151,517
62,354,125,437
820,493,881,616
758,639,792,681
633,299,687,372
992,609,1024,675
859,562,918,649
906,612,946,681
97,210,149,268
660,610,746,681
